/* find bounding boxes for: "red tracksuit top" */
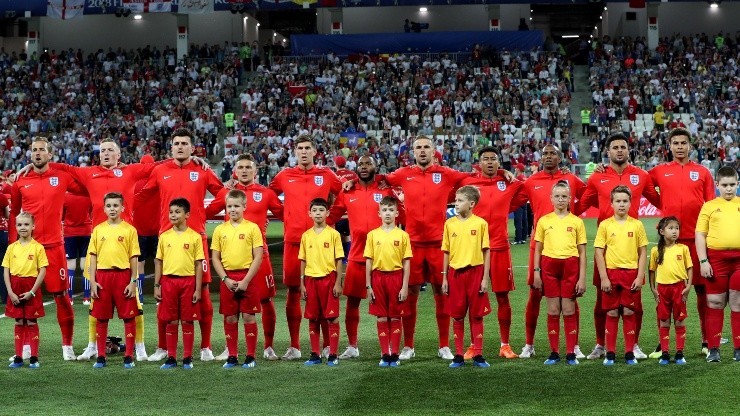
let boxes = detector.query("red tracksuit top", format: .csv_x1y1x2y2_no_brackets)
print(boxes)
63,193,92,237
522,170,586,248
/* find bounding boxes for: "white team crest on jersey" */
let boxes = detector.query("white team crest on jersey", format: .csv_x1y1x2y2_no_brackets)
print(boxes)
497,181,507,191
190,172,199,182
629,175,639,186
373,193,383,203
253,192,262,202
314,176,323,186
689,171,699,181
49,177,59,187
432,173,442,184
113,169,123,177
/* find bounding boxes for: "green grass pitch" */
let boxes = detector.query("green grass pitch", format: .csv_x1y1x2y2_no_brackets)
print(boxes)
3,218,740,415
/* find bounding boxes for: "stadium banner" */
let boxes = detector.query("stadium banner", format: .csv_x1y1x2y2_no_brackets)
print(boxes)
339,131,366,148
177,0,214,13
123,0,172,13
47,0,85,19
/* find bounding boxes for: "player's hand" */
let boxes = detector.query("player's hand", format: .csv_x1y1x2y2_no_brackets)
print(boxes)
441,279,449,295
18,292,32,302
533,275,543,292
124,282,137,298
342,180,354,191
332,283,342,298
652,288,659,303
559,166,571,174
594,163,606,174
91,282,102,299
300,284,307,300
192,156,211,170
393,188,404,202
378,179,391,190
236,280,249,293
367,288,375,303
575,279,586,296
631,278,643,291
502,169,515,182
18,164,32,177
192,289,201,304
700,262,713,279
600,279,612,293
8,292,20,305
398,286,408,302
681,286,691,303
479,280,488,294
154,287,162,301
224,179,237,190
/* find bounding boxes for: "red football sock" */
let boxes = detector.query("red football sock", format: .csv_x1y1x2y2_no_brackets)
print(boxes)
28,324,40,357
389,319,402,355
659,326,670,352
705,307,724,349
564,314,577,355
574,301,581,344
345,296,361,347
623,313,636,354
14,324,26,357
675,325,686,352
732,311,740,349
547,314,560,354
605,314,618,353
525,288,542,345
452,319,465,356
328,322,340,355
261,299,276,349
244,322,258,358
286,289,303,349
124,319,136,358
634,307,643,344
403,293,419,348
166,323,179,358
471,317,484,356
434,294,450,348
96,320,109,359
377,321,390,356
594,291,606,346
224,321,239,357
495,292,512,344
158,318,167,350
308,320,320,355
199,292,214,349
54,296,74,346
182,321,195,359
695,286,708,342
321,318,330,349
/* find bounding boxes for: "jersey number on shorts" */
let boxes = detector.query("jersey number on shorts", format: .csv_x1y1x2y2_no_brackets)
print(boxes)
266,274,275,288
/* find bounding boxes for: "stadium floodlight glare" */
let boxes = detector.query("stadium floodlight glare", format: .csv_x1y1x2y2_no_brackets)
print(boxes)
419,7,427,12
133,14,142,20
562,35,580,39
709,2,719,8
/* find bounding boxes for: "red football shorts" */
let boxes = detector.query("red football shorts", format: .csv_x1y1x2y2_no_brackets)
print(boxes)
541,255,581,299
283,243,301,287
219,269,261,316
4,276,45,319
489,248,515,293
304,271,340,320
91,269,140,320
679,239,704,287
199,234,212,284
446,265,492,319
43,244,68,293
656,282,688,321
158,275,200,322
705,249,740,295
601,268,642,312
343,261,367,299
255,255,276,300
410,244,443,286
369,270,407,318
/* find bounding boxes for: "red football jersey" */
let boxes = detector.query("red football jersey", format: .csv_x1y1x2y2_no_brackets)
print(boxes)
269,166,342,244
649,161,715,240
10,169,84,246
133,175,160,237
575,164,661,224
335,168,359,183
63,193,92,237
207,183,284,256
52,162,157,226
385,165,468,245
327,180,403,262
460,174,528,250
136,160,224,235
523,170,586,231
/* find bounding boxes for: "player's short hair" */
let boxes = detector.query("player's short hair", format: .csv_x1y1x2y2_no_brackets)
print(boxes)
226,189,247,204
478,146,500,159
542,143,562,158
169,197,191,213
100,138,121,150
413,135,432,147
31,136,52,152
667,128,692,144
378,196,398,208
236,153,255,164
551,180,571,194
605,133,629,150
294,135,315,148
610,184,632,201
456,185,481,204
15,211,34,223
171,128,194,144
103,191,124,204
309,197,329,210
358,154,377,166
716,166,739,181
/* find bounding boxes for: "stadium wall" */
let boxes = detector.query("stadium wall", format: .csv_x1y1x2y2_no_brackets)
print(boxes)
606,2,740,38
